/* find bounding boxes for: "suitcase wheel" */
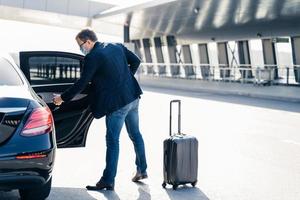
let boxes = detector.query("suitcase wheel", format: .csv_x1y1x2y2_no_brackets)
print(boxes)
162,182,166,188
172,184,178,190
191,181,197,187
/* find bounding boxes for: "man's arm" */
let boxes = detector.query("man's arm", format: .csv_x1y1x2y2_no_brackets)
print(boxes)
60,54,99,102
123,45,141,75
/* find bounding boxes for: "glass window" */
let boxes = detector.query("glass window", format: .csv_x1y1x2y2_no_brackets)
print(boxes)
28,56,82,85
0,58,23,86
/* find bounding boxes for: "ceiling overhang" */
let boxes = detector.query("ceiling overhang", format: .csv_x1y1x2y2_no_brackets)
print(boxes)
97,0,300,43
1,0,300,43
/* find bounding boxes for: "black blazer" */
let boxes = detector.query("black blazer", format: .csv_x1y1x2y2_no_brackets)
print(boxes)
61,42,143,119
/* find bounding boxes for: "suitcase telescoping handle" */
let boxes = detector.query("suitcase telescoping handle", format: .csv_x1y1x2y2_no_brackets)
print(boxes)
169,100,181,136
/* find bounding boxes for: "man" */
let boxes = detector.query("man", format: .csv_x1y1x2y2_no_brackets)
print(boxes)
53,29,148,190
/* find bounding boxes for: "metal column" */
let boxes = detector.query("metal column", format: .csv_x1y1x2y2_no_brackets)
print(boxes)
124,25,130,43
166,35,180,77
262,39,278,79
153,37,166,76
291,36,300,83
238,41,253,79
217,42,230,79
198,44,210,79
181,44,195,78
132,39,143,76
142,38,154,74
132,40,142,59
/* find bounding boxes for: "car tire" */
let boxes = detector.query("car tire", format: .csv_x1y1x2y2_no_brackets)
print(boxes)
19,177,52,200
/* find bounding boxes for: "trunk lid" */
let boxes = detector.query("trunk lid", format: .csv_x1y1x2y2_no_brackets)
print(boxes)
0,97,29,144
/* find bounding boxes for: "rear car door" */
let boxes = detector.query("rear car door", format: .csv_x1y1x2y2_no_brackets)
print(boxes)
19,51,93,148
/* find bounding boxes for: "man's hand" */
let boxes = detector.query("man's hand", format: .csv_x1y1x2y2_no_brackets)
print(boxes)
53,94,64,106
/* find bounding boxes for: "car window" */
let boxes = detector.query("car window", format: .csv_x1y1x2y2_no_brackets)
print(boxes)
28,56,82,85
0,58,23,86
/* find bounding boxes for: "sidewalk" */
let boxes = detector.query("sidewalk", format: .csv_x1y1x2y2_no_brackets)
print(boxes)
138,75,300,103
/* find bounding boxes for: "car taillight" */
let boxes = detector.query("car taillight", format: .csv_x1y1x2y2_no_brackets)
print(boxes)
16,153,47,160
21,107,53,137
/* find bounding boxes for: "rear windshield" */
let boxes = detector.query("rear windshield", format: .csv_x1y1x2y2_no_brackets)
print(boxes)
0,58,23,86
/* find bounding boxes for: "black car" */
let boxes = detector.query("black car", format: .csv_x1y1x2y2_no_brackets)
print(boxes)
0,52,93,200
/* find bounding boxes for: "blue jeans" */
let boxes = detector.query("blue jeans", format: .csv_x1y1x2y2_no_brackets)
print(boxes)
101,98,147,184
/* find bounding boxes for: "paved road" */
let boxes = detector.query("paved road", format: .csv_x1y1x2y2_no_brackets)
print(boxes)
2,87,300,200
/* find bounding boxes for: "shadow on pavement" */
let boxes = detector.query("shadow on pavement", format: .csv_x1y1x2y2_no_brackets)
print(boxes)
143,86,300,113
135,182,151,200
48,187,97,200
133,182,209,200
0,185,209,200
164,185,209,200
52,187,122,200
96,190,121,200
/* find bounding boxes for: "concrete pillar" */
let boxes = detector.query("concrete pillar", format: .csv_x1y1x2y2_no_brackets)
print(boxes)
166,35,180,76
181,44,195,78
153,37,166,75
217,42,230,78
262,39,278,79
291,36,300,83
198,43,210,79
124,25,130,43
142,38,154,74
132,40,142,59
238,40,253,78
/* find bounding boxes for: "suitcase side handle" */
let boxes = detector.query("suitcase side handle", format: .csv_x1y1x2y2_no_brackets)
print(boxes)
169,100,181,136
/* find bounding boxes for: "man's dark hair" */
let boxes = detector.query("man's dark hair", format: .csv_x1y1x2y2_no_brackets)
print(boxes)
76,29,98,42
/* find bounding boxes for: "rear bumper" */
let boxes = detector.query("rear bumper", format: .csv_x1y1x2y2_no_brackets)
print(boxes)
0,171,49,190
0,149,55,190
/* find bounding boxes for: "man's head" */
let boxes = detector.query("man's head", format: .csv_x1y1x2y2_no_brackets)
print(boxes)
76,29,98,55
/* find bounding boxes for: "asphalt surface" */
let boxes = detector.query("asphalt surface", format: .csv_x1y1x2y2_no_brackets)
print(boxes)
1,87,300,200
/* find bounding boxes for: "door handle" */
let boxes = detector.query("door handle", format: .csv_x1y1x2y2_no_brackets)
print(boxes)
52,106,60,112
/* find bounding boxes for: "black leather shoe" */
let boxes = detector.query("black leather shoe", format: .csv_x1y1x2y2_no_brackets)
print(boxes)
132,172,148,182
86,180,114,191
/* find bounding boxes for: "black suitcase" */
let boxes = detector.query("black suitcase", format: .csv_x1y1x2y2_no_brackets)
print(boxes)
162,100,198,190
